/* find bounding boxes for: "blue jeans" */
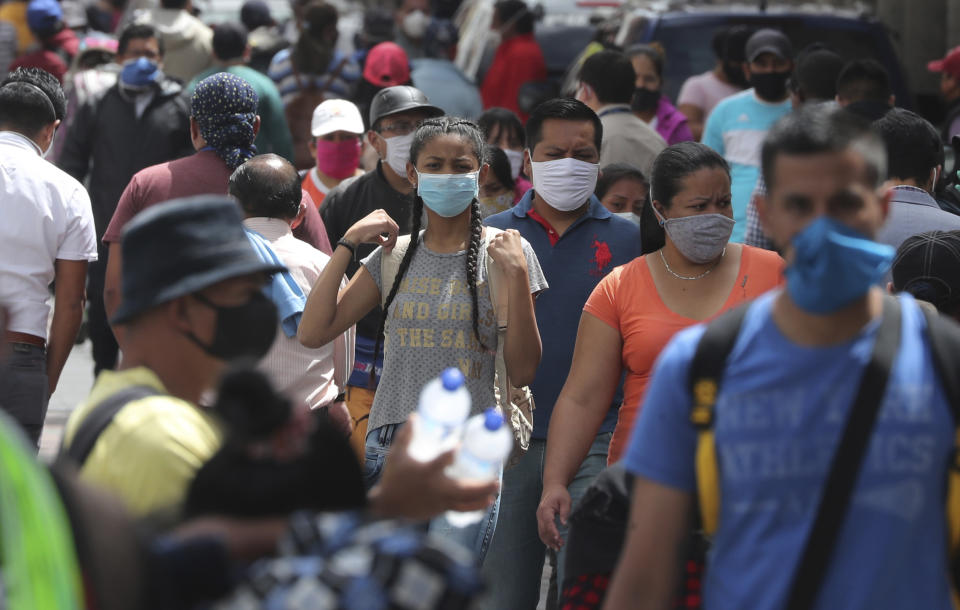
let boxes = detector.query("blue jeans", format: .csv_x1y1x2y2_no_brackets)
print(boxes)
364,424,502,563
478,431,612,609
0,343,48,448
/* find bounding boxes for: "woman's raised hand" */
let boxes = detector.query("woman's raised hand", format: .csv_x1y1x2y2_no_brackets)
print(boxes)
344,209,400,250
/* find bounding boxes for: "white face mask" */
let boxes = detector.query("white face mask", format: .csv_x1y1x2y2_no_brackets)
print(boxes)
613,211,641,228
530,156,599,212
383,132,414,177
504,148,524,179
402,10,429,39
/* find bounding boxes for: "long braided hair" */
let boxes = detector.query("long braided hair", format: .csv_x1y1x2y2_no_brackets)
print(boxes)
370,117,488,386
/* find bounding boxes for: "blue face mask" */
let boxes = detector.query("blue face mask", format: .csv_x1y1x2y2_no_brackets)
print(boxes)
120,57,160,89
785,216,895,314
416,171,479,218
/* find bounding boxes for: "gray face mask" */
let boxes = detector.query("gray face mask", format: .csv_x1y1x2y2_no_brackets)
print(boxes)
655,209,735,264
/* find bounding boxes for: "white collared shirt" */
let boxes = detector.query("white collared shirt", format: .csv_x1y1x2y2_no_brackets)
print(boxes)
243,217,354,409
0,131,97,339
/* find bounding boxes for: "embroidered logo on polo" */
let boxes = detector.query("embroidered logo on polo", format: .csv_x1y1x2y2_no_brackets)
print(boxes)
590,238,612,276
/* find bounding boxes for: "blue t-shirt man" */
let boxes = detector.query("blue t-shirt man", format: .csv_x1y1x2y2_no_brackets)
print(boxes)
625,290,954,609
485,190,642,438
702,90,792,243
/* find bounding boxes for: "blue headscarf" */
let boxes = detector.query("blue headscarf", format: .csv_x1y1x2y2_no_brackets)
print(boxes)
191,72,259,170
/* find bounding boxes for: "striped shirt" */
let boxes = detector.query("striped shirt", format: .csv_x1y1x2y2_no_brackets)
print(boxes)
267,48,361,107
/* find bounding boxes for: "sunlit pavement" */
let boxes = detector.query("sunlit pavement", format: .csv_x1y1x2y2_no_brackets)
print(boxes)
39,340,94,462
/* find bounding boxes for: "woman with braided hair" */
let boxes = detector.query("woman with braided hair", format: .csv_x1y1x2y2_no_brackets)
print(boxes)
299,116,547,561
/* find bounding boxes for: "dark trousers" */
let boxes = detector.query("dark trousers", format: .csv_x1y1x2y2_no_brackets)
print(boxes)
87,243,118,375
0,343,49,448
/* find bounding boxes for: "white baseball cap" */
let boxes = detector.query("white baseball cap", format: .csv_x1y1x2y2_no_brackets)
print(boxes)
311,99,365,137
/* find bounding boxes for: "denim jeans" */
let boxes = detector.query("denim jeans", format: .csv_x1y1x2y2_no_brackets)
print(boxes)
364,424,502,563
0,343,49,448
478,431,612,609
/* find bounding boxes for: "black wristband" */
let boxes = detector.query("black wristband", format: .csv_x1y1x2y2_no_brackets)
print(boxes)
337,238,357,260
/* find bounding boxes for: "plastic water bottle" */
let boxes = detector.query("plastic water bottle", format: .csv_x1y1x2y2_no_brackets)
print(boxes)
407,367,472,462
444,408,513,527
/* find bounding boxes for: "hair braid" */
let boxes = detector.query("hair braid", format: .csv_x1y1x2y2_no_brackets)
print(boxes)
369,196,424,388
465,197,487,352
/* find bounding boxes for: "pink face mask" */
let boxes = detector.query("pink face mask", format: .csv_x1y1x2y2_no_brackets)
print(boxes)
316,138,361,179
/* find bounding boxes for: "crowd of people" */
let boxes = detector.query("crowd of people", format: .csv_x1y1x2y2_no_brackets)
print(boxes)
3,0,960,607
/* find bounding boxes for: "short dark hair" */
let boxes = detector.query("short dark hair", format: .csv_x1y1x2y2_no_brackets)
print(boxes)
485,146,515,191
836,59,892,103
160,0,189,10
711,29,727,58
578,50,635,105
0,67,65,135
495,0,534,35
477,107,524,148
212,23,249,62
723,25,752,63
229,154,303,219
761,105,886,191
792,47,844,102
625,44,664,79
525,97,602,154
873,108,941,185
595,162,646,200
118,23,164,57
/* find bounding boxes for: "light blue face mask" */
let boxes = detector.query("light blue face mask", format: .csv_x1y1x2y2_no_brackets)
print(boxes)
785,216,895,314
416,170,479,217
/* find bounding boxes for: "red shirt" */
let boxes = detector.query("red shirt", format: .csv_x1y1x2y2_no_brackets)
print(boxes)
104,150,331,252
480,33,547,121
9,29,80,84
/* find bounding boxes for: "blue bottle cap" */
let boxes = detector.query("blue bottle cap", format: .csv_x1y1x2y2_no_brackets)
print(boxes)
483,407,504,431
440,367,465,391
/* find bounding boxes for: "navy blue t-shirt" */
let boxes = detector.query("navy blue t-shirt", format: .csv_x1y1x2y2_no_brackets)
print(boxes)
485,191,642,439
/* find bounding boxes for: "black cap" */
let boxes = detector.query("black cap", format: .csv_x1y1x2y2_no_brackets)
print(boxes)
213,22,248,62
892,230,960,311
369,85,443,128
240,0,272,30
746,28,793,63
112,196,285,325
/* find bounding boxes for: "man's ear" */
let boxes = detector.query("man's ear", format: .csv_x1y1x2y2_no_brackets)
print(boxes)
755,192,770,234
252,115,261,137
523,148,533,180
878,182,894,224
291,201,306,229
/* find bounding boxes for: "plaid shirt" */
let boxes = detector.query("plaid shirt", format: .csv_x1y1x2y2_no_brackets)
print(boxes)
744,176,776,251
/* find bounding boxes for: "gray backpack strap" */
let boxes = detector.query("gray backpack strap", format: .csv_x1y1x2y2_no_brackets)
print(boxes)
381,234,413,309
61,385,162,466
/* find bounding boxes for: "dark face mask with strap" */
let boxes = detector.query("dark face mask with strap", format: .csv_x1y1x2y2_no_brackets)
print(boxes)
184,291,278,361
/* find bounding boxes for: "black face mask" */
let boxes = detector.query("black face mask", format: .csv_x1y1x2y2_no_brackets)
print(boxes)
750,70,791,101
723,61,749,88
631,87,661,114
185,291,278,361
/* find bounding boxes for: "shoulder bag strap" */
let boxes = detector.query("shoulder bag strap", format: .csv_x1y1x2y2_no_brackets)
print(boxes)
786,295,902,610
60,385,162,466
481,227,507,329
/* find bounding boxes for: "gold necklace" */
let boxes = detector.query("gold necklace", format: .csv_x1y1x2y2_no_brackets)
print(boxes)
659,248,725,280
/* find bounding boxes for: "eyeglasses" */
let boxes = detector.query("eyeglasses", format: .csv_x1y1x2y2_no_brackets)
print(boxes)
378,120,420,136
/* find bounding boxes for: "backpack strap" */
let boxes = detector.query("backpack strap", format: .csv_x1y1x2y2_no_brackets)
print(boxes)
919,307,960,580
687,302,751,536
380,234,413,310
60,385,162,466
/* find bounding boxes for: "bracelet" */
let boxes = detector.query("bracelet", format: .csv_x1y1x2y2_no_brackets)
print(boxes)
337,238,357,260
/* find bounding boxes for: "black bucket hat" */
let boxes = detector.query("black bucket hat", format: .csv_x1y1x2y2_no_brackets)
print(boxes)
111,196,285,325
